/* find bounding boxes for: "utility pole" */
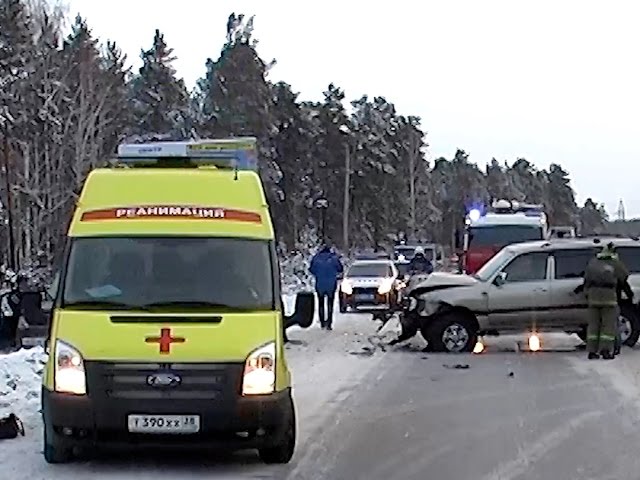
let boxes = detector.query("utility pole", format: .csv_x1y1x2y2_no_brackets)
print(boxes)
2,132,16,271
342,142,350,252
617,199,626,222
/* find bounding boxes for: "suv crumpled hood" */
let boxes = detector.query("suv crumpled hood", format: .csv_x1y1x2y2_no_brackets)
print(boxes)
406,272,478,296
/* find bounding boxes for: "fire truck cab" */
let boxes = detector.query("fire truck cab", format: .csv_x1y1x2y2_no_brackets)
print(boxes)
462,199,547,274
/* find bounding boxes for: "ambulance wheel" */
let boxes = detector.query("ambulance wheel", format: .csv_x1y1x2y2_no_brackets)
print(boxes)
43,426,72,464
259,400,296,464
424,311,478,353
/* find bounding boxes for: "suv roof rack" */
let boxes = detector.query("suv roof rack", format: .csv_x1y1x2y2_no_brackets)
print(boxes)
111,138,258,172
572,234,640,243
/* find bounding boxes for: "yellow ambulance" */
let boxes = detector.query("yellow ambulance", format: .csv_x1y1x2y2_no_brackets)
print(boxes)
41,138,313,464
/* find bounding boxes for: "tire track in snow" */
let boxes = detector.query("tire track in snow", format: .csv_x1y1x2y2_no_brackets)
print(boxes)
480,410,604,480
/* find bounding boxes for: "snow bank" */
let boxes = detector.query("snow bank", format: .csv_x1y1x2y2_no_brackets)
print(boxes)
0,346,46,421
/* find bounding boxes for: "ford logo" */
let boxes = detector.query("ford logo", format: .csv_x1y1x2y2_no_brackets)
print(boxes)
147,373,181,388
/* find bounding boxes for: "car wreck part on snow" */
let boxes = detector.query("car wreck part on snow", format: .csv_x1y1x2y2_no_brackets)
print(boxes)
0,413,24,440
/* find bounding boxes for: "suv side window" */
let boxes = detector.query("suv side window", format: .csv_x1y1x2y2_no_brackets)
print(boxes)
501,252,548,283
616,246,640,274
553,248,596,279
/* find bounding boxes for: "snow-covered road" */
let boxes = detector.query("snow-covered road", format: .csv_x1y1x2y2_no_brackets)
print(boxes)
0,297,396,479
6,297,640,480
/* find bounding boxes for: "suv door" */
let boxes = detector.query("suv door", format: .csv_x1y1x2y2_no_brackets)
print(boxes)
549,248,596,328
487,251,551,331
616,246,640,275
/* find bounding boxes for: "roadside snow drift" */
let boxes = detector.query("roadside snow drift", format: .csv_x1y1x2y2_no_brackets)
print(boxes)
0,346,46,422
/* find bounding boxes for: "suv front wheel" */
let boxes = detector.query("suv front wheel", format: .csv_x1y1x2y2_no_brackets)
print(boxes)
423,311,478,353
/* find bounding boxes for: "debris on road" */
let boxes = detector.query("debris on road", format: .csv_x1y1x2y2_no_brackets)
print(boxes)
443,363,470,370
349,346,376,357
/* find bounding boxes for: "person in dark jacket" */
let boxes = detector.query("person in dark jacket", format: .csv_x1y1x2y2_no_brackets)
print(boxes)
408,247,433,275
309,243,344,330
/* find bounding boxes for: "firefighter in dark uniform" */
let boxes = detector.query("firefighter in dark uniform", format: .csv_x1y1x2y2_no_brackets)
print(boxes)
579,243,630,359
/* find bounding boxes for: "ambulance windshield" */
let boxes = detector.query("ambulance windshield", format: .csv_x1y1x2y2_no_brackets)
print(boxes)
62,236,275,311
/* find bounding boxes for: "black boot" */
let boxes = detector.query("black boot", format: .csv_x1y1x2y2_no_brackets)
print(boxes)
588,352,600,360
601,351,614,360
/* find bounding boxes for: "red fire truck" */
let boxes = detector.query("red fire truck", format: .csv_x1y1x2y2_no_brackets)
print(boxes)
461,199,548,274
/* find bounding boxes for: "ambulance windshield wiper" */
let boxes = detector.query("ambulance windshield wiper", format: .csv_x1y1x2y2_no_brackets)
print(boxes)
63,299,150,311
141,300,253,311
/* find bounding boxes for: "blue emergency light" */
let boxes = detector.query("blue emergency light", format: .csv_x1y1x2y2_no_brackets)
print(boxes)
468,208,482,222
114,138,258,171
466,202,486,222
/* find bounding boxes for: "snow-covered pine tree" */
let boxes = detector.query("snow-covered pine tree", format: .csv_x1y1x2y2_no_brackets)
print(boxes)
195,13,281,229
269,82,317,247
128,29,191,142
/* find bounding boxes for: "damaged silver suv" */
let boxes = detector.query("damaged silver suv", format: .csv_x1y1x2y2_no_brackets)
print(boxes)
402,237,640,353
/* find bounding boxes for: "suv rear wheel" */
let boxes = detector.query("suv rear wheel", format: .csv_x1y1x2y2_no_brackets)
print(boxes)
423,311,478,353
576,304,640,348
619,303,640,347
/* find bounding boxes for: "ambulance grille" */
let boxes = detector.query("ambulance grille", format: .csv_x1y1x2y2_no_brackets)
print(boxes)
84,362,244,401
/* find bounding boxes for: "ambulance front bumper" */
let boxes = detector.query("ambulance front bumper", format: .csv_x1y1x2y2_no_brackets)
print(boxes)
42,361,292,450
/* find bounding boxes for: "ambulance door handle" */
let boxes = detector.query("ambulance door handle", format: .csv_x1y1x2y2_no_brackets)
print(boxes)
533,288,547,293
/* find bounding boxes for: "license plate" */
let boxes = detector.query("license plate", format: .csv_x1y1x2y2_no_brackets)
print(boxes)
355,294,375,301
127,414,200,434
20,337,45,347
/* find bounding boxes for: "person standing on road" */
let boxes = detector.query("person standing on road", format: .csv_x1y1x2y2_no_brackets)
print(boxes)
577,243,629,360
309,242,343,330
408,247,433,275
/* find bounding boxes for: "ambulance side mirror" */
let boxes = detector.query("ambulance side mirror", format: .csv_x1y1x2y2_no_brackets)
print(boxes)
285,291,314,329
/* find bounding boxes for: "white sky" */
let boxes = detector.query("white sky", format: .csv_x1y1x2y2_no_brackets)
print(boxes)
64,0,640,218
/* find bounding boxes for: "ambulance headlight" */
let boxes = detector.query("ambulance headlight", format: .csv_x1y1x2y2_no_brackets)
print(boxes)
54,340,86,395
242,342,276,395
378,278,394,294
340,279,353,294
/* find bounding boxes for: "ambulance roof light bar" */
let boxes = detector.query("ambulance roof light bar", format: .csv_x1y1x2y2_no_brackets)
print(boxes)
113,137,258,171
